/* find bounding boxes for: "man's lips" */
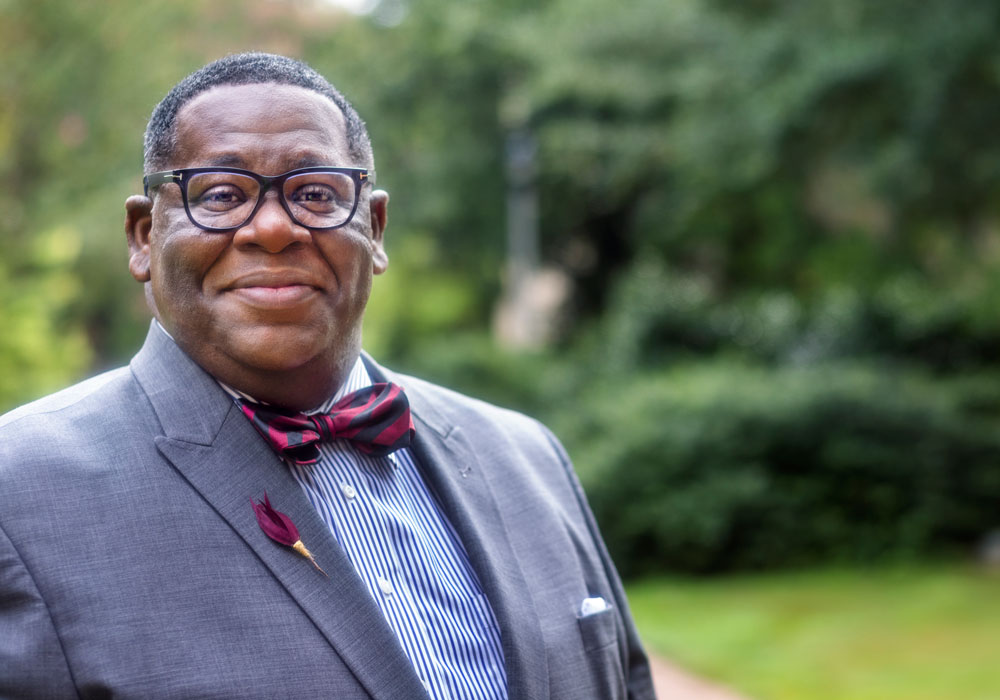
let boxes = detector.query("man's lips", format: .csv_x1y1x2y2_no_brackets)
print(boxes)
224,271,323,308
228,284,318,307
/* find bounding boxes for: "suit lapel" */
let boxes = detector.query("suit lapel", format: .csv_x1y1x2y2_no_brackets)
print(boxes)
131,326,428,700
370,358,551,700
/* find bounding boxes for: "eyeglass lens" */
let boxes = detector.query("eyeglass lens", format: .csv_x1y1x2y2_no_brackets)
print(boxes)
185,171,357,229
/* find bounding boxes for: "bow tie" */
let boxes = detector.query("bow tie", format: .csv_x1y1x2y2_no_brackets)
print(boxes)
239,383,415,465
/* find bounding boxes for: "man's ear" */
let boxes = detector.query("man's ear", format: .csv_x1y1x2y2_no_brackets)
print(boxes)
369,189,389,275
125,195,153,283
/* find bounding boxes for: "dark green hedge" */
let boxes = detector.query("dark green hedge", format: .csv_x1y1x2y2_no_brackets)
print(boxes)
553,363,1000,576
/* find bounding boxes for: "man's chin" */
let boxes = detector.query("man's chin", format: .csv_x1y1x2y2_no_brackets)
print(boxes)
230,325,359,372
170,319,359,386
228,338,326,374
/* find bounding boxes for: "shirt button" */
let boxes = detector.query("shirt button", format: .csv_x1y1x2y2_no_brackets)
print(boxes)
340,483,357,500
377,576,395,596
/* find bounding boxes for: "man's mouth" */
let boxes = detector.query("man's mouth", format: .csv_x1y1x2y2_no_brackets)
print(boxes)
229,284,318,306
225,270,323,308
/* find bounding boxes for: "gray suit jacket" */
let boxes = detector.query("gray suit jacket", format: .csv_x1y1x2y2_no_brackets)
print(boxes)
0,325,655,699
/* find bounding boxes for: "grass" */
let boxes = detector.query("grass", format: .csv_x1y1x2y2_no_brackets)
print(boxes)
626,563,1000,700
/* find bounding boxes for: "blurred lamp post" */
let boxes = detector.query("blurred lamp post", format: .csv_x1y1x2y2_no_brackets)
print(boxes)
495,126,545,349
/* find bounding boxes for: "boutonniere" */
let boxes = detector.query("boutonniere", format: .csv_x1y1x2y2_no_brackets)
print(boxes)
251,492,327,576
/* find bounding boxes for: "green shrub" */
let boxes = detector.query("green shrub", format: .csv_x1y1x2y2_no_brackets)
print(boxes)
552,361,1000,576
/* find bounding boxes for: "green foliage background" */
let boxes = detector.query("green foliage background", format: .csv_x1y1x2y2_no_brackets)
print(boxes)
3,0,1000,574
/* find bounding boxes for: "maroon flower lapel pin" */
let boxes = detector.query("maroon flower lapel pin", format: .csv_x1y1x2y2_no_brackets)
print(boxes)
250,492,327,577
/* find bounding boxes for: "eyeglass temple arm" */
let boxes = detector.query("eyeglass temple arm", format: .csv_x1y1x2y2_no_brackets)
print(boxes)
142,171,181,197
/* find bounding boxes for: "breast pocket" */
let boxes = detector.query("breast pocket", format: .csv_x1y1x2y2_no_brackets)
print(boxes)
577,606,619,652
575,606,627,698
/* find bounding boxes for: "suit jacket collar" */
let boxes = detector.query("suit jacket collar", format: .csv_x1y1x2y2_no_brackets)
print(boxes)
129,324,429,700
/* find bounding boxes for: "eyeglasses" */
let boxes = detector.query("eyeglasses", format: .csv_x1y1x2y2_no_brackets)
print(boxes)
143,166,370,232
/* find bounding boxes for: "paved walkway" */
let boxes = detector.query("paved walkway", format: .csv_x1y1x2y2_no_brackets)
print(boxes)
649,654,750,700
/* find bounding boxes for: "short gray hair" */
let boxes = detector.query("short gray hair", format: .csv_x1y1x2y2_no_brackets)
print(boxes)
143,52,372,174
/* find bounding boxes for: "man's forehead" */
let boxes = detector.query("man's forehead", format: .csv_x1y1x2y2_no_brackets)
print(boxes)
177,82,347,132
170,83,351,168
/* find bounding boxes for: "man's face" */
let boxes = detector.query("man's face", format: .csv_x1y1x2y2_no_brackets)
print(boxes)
126,83,388,409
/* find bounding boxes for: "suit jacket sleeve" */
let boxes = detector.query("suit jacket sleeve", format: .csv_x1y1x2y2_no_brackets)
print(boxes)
0,522,78,698
540,424,655,700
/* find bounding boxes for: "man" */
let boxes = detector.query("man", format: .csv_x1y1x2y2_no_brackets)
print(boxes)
0,53,655,699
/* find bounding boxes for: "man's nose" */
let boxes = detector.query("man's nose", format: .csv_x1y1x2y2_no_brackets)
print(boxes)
232,191,311,252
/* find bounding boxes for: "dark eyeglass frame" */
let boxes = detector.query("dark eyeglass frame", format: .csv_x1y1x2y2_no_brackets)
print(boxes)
142,165,370,233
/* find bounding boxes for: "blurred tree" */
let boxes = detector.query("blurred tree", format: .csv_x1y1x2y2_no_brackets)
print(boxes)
302,0,1000,357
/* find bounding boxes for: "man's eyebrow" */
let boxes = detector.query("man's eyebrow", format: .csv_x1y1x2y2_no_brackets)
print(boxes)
291,154,330,169
197,153,336,170
206,154,247,168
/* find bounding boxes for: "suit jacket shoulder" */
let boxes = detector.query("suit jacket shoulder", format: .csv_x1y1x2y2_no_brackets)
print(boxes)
0,366,134,430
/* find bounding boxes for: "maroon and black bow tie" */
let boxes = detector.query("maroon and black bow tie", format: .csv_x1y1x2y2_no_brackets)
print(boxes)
239,382,415,465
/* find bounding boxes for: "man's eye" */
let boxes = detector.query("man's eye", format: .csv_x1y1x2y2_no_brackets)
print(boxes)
292,184,336,204
194,186,246,209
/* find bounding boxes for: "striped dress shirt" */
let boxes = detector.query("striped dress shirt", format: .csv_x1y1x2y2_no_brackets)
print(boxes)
224,358,507,700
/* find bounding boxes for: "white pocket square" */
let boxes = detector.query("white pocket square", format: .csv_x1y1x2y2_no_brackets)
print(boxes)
580,596,610,617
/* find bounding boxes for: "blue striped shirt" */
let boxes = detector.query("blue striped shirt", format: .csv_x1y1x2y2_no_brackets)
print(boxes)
226,358,507,700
